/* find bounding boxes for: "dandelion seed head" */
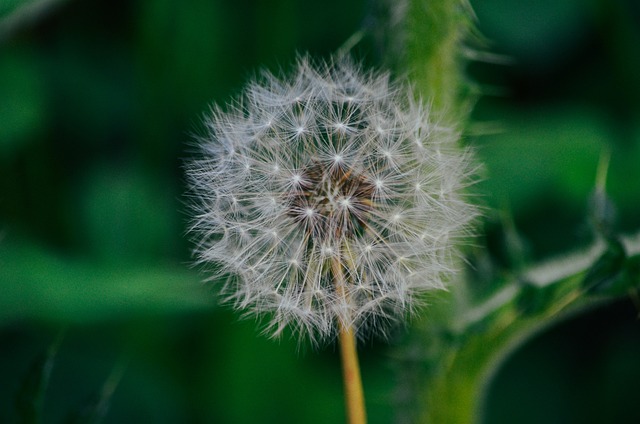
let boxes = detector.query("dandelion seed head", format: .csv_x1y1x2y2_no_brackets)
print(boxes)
186,56,479,344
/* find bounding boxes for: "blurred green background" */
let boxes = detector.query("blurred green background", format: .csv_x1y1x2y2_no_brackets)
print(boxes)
1,0,639,423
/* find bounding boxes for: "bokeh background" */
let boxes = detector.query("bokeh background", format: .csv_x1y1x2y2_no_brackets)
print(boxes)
1,0,639,423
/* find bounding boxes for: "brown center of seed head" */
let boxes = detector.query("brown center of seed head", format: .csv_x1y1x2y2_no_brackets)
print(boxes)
287,162,375,241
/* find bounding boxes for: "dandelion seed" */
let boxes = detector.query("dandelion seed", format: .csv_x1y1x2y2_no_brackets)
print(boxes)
186,56,478,344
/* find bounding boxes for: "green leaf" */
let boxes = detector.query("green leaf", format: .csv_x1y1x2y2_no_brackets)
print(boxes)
0,238,215,325
516,280,556,316
624,254,640,287
582,237,627,294
611,254,640,296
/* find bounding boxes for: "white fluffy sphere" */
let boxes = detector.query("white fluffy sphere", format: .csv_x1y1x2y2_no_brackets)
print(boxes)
186,56,478,343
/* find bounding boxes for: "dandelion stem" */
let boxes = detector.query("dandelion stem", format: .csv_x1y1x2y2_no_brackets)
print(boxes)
333,258,367,424
338,320,366,424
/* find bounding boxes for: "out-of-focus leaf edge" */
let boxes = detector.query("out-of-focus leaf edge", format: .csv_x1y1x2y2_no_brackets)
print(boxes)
0,240,215,326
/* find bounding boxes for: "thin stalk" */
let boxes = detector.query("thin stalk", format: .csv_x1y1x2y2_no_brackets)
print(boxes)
338,318,366,424
332,258,367,424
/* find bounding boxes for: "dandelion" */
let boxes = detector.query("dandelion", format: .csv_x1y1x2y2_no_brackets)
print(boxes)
186,55,478,422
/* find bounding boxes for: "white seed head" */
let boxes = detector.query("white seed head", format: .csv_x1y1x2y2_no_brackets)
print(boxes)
186,56,479,344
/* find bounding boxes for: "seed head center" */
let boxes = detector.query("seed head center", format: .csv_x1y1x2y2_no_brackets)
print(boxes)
287,163,375,240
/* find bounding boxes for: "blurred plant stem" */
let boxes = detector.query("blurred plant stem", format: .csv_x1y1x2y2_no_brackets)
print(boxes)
15,330,65,424
394,1,486,422
0,0,69,40
402,0,476,124
395,1,640,423
67,355,129,424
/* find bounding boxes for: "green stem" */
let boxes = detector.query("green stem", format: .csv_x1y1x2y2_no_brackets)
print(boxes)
403,0,475,123
410,229,640,423
419,282,586,423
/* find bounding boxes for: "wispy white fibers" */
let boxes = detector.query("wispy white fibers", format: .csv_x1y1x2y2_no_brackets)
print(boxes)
186,56,478,344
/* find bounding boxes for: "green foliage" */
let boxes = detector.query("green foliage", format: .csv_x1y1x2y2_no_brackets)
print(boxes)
0,237,213,324
583,237,627,294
